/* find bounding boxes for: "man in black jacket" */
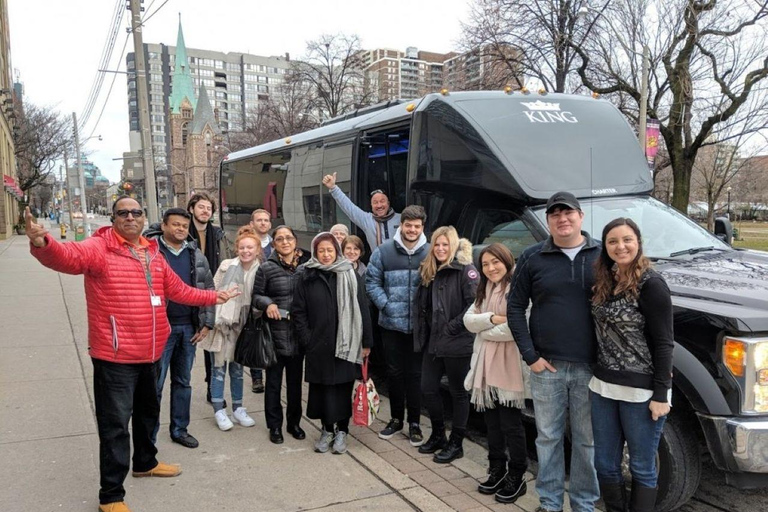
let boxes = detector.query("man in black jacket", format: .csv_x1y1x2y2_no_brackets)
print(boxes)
145,208,215,449
187,192,228,405
507,192,600,512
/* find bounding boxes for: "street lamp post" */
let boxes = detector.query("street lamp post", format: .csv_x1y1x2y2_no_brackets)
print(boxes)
578,7,649,150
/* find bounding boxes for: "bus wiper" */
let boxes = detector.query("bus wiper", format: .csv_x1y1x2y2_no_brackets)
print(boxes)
669,246,728,257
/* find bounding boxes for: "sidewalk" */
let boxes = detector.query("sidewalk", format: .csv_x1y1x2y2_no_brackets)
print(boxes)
0,225,561,512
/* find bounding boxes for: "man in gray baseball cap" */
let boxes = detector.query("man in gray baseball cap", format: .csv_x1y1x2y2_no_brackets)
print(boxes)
506,191,600,512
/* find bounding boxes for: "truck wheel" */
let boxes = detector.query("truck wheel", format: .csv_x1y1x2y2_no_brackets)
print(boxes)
655,415,702,511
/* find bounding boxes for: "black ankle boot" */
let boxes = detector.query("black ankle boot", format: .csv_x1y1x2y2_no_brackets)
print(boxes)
494,471,527,504
629,484,657,512
434,432,464,463
600,482,627,512
418,425,447,454
478,460,508,494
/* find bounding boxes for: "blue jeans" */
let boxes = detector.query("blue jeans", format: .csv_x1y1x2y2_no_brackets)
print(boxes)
591,391,666,488
530,360,599,512
211,360,244,412
154,324,196,440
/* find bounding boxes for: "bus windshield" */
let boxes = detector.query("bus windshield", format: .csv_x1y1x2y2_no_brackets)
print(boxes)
532,196,730,259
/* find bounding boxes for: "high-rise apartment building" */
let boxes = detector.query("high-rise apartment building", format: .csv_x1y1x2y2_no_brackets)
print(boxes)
357,47,456,101
126,21,292,181
357,45,520,103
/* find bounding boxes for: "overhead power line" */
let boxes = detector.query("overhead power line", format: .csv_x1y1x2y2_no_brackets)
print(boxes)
78,0,125,130
85,32,132,142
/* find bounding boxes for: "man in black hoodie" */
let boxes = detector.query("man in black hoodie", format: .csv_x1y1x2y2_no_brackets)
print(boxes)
145,208,215,449
187,193,228,405
507,192,600,512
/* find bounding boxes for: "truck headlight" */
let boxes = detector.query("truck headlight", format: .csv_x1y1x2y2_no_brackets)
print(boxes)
723,337,768,414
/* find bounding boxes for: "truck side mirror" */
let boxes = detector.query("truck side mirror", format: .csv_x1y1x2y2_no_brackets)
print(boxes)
714,217,733,245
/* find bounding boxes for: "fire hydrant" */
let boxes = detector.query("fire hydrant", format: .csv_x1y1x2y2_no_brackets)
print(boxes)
60,223,67,239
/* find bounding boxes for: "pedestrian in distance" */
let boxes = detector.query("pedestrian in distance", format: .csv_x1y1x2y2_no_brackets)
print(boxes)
590,218,673,512
463,243,528,504
25,198,239,512
252,225,310,444
414,226,479,463
330,223,349,246
187,192,230,406
197,226,262,431
143,208,215,449
322,172,400,250
292,232,373,454
342,234,367,277
248,208,274,393
365,205,430,445
507,191,601,512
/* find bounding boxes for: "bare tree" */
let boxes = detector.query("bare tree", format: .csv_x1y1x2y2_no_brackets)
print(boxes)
573,0,768,213
461,0,602,92
689,132,764,230
292,33,374,119
13,102,74,193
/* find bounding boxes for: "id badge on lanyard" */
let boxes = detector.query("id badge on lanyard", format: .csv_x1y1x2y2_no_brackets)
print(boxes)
129,246,162,307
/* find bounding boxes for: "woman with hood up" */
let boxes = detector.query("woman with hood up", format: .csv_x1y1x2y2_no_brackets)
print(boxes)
292,232,374,455
413,226,479,464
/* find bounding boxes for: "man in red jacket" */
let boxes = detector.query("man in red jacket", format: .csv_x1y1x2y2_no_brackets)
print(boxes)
25,197,239,512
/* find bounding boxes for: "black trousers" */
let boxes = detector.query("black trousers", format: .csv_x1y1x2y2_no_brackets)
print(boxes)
264,354,304,429
485,402,528,473
92,358,160,505
381,329,423,424
422,353,471,434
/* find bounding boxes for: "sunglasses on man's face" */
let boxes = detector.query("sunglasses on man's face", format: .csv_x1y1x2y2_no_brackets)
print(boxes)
115,209,144,218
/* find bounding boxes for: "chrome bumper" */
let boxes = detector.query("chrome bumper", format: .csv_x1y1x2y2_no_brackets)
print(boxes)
698,413,768,473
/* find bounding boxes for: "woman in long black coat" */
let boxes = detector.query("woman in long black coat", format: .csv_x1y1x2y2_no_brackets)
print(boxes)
252,225,310,444
292,232,373,455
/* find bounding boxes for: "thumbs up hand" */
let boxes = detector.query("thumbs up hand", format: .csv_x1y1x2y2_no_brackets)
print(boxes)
25,207,48,247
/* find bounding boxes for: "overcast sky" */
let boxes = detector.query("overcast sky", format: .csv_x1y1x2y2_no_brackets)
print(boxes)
9,0,471,183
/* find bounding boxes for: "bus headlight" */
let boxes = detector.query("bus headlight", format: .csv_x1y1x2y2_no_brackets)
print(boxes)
723,337,768,414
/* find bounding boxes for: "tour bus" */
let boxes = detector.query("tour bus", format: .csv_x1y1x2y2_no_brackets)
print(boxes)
220,91,768,510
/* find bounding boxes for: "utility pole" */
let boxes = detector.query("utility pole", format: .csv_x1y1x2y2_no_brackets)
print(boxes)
128,0,159,224
72,112,91,237
63,150,75,228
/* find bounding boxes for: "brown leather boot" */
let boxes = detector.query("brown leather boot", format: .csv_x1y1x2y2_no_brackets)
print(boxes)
98,502,132,512
131,461,182,478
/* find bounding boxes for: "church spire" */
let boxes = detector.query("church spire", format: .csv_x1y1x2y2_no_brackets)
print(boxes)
190,85,221,135
168,17,196,113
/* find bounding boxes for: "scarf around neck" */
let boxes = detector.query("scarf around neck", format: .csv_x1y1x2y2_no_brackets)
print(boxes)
304,256,363,365
467,281,525,410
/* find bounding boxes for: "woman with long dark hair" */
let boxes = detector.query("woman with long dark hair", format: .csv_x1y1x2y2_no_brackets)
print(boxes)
252,225,310,444
463,243,527,504
414,226,479,463
292,233,373,454
591,218,673,512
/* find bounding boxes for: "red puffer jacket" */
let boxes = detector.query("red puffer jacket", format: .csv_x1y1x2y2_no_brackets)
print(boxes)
30,226,218,363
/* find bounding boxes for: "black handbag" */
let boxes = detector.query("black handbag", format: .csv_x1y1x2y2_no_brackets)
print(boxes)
234,311,277,368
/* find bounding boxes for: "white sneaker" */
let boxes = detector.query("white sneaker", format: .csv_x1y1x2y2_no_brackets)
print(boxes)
214,410,233,431
232,407,255,427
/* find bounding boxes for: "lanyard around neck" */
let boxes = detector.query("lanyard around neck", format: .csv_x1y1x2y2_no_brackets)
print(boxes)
128,246,153,290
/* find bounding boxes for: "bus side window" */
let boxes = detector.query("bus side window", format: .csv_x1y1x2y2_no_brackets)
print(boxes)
321,142,354,229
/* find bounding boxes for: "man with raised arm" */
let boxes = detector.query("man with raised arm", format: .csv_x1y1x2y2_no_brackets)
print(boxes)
25,197,239,512
322,171,400,249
